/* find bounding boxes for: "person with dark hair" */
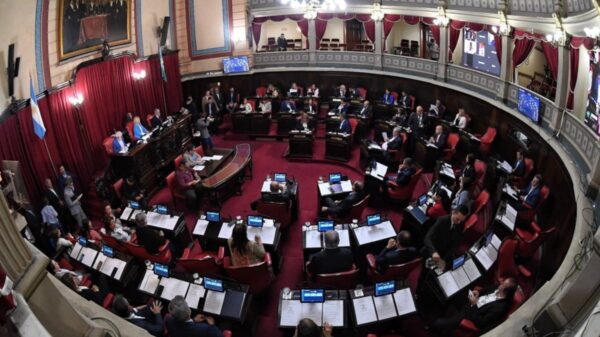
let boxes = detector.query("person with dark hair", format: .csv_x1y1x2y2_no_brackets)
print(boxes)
294,318,332,337
391,157,417,186
432,278,519,334
427,190,451,219
112,295,164,336
121,175,144,203
63,176,87,228
135,213,165,254
307,230,354,275
60,273,105,306
429,124,448,149
321,181,364,218
461,153,477,181
57,165,75,193
277,33,288,51
375,230,418,272
80,218,102,245
451,176,472,211
422,205,469,271
185,96,200,123
195,111,214,155
518,174,543,208
174,161,203,210
41,197,62,231
101,217,132,242
512,149,526,177
227,223,265,266
150,108,163,129
165,295,223,337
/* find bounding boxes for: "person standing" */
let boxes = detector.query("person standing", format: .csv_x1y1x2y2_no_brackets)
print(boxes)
63,177,87,229
195,111,214,155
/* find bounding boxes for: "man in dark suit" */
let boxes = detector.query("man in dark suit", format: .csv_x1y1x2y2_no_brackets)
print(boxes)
165,296,224,337
399,91,411,109
203,96,219,118
389,157,417,186
321,181,364,218
408,106,426,138
358,100,373,118
512,149,526,177
277,33,287,51
422,204,469,271
308,230,354,274
429,124,448,149
225,88,239,114
375,230,418,272
57,165,75,193
251,181,291,210
280,99,296,113
334,100,349,116
519,174,542,208
338,114,352,134
382,89,395,105
150,109,163,129
134,213,166,254
112,295,164,337
44,178,64,214
121,176,144,204
432,278,518,334
382,126,403,163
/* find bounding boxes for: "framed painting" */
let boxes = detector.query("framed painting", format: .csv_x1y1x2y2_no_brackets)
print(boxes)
58,0,132,61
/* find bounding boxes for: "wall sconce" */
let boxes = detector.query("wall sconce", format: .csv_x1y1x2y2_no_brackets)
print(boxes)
68,93,84,106
371,2,384,22
433,6,449,27
132,70,147,80
546,12,568,47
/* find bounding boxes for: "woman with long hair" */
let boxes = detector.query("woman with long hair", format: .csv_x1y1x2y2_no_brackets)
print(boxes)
227,223,265,266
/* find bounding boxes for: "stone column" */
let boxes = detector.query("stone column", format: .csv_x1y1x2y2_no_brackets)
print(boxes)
436,25,449,81
308,18,317,66
496,33,514,102
553,44,570,131
374,19,383,70
0,194,32,281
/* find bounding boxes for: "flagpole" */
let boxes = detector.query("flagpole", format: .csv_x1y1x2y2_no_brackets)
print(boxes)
159,46,169,114
43,138,58,178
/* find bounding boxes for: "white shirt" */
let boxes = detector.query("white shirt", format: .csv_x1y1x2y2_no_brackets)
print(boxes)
454,114,467,129
243,103,252,113
309,88,319,97
41,205,59,225
382,137,396,151
477,290,500,308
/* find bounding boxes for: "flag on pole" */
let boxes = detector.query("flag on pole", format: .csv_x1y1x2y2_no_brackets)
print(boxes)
159,46,167,82
30,77,46,139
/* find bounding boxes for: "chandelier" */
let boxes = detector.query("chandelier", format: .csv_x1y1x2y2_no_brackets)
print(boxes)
281,0,347,20
371,2,384,22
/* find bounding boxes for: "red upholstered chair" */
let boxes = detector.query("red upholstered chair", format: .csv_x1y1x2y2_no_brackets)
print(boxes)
409,95,416,111
248,99,256,111
256,200,292,232
256,87,267,97
349,117,359,142
471,190,490,216
103,293,114,310
390,91,399,103
103,137,114,154
387,133,409,165
146,114,153,127
176,240,225,277
306,263,360,289
473,160,487,192
512,158,534,189
386,169,422,203
357,87,367,99
454,286,525,337
297,86,304,96
329,194,370,223
122,239,172,265
495,239,531,284
366,255,421,283
443,133,460,162
166,172,186,207
100,232,129,254
517,186,549,224
126,121,134,141
223,253,273,294
80,275,93,288
113,178,124,202
174,154,184,169
195,146,205,157
478,127,496,156
516,222,556,259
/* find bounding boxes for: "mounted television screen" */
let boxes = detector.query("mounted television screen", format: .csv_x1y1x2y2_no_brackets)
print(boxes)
223,56,249,74
462,28,500,76
518,88,540,123
585,50,600,135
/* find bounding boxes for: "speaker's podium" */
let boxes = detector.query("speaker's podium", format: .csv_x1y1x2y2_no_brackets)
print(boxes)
325,132,352,162
288,130,314,158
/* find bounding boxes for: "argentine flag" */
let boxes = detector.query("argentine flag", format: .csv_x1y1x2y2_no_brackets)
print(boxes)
30,78,45,139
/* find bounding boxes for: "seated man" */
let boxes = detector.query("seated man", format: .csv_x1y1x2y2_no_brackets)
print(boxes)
150,108,163,129
305,98,318,114
134,213,166,254
429,124,448,149
306,83,319,97
165,295,224,337
258,97,272,114
280,99,296,113
121,175,144,204
398,91,410,109
337,84,347,98
422,205,469,271
429,99,446,118
512,149,526,177
112,295,164,337
518,174,542,208
308,230,354,275
358,100,372,119
240,98,253,113
382,126,404,162
333,100,349,116
432,278,518,334
174,161,203,210
392,107,408,126
296,112,314,131
321,181,364,218
453,108,468,130
338,113,352,134
382,89,395,105
183,145,204,167
384,157,416,187
251,181,290,210
375,230,418,273
112,131,128,153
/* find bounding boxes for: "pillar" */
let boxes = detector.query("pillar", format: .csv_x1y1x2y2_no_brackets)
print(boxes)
374,19,383,69
496,33,514,102
436,25,449,81
308,18,317,66
553,44,570,131
0,194,33,281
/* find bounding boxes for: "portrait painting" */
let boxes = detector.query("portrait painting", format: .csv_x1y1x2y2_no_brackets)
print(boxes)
59,0,131,61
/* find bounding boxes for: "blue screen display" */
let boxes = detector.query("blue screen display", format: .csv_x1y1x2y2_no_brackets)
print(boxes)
485,231,494,246
129,200,140,209
206,211,220,222
154,263,169,277
223,56,250,74
317,220,334,232
453,255,466,270
375,281,396,297
78,237,87,246
462,28,500,76
301,289,324,303
274,173,286,183
204,277,224,292
418,195,428,206
102,245,114,257
156,205,168,215
518,88,540,122
367,214,381,226
329,173,341,184
247,215,263,227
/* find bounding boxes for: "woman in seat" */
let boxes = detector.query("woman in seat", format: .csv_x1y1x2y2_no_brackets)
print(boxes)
227,223,265,266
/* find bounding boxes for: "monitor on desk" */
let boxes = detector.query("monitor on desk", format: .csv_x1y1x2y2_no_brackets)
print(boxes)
329,173,342,184
206,211,220,223
102,244,114,258
154,263,169,277
452,255,466,270
375,280,396,297
366,213,381,226
417,194,428,206
78,237,88,247
247,215,263,227
274,173,287,183
317,220,335,232
204,277,224,292
129,200,140,209
301,289,325,303
156,204,168,215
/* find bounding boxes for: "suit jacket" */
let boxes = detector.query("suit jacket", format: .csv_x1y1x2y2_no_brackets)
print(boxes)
520,184,541,207
327,191,363,218
226,92,239,105
462,165,476,181
375,247,418,272
395,167,416,186
150,116,162,129
408,112,425,132
196,118,211,139
295,119,314,131
432,132,448,149
280,101,296,112
308,247,354,275
165,316,224,337
262,191,290,203
121,181,141,201
203,102,218,117
305,103,317,114
423,215,464,265
358,105,373,118
57,173,73,193
335,104,349,115
112,138,126,153
513,159,525,177
64,186,84,216
399,95,410,108
386,136,403,151
339,119,352,134
45,187,63,211
127,306,164,337
136,226,166,254
465,287,511,333
382,93,395,105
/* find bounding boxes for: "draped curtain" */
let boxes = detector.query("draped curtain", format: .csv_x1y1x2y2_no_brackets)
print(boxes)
567,37,594,109
512,38,536,69
449,20,466,59
541,42,558,80
252,15,310,49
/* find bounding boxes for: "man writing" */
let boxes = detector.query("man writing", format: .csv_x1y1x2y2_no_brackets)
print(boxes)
422,204,469,271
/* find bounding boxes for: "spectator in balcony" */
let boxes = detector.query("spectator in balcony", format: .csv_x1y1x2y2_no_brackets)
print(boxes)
277,33,287,51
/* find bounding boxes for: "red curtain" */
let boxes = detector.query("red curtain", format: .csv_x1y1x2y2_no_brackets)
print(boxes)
363,20,375,43
541,42,558,80
567,47,579,109
162,53,183,113
316,18,328,43
512,38,536,69
297,19,309,48
494,34,502,64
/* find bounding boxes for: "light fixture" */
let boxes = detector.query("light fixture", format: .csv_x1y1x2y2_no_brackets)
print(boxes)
497,10,510,35
584,26,600,39
433,6,449,27
371,1,384,22
68,93,84,106
281,0,347,20
546,12,568,46
132,70,147,80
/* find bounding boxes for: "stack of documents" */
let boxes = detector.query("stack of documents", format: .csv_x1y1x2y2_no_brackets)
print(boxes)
193,219,210,236
437,259,481,298
498,160,513,173
353,221,396,245
139,269,160,294
369,162,388,180
440,163,455,179
280,300,344,327
497,203,517,231
352,288,416,326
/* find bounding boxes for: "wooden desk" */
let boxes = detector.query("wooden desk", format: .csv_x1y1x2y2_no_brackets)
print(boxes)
231,112,271,134
195,148,234,178
202,144,252,205
277,112,300,134
288,131,314,158
325,132,352,162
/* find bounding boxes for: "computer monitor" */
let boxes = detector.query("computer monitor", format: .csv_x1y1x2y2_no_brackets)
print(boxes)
274,173,287,183
374,281,396,297
485,231,494,246
452,255,466,270
366,213,381,226
317,220,335,232
204,277,224,292
129,200,140,209
329,173,342,184
78,237,87,247
102,245,114,258
247,215,263,227
206,211,220,222
156,204,168,215
154,263,169,277
300,289,325,303
417,194,428,206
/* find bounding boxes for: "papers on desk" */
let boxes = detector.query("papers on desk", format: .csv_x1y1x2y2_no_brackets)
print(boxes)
491,234,502,250
193,165,205,171
368,142,382,151
338,229,351,247
353,296,378,326
327,112,335,116
131,209,144,220
438,258,481,298
217,222,234,239
305,230,322,249
261,181,271,193
426,142,439,149
340,180,352,192
440,185,453,200
497,203,517,231
373,294,397,320
139,269,161,294
70,242,83,260
323,300,344,326
498,160,513,173
159,277,189,301
438,272,459,298
203,155,224,161
353,221,396,245
100,257,126,279
503,184,519,200
440,163,455,179
369,162,388,180
185,283,206,309
193,219,209,236
247,225,277,245
146,211,179,231
393,288,416,316
203,290,226,314
280,300,303,327
264,218,275,227
78,247,98,267
475,244,498,270
302,302,323,326
119,207,133,221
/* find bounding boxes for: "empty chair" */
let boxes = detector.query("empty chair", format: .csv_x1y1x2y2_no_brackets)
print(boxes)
443,133,460,162
319,42,329,50
478,127,497,156
512,158,534,189
103,137,114,155
329,194,370,224
387,133,409,165
176,240,225,277
256,86,267,97
495,239,531,284
112,178,124,203
515,222,556,259
400,39,409,48
122,239,172,265
256,200,292,231
306,263,360,289
330,42,340,51
331,38,340,42
386,168,423,203
366,255,421,283
294,39,302,50
223,253,273,294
